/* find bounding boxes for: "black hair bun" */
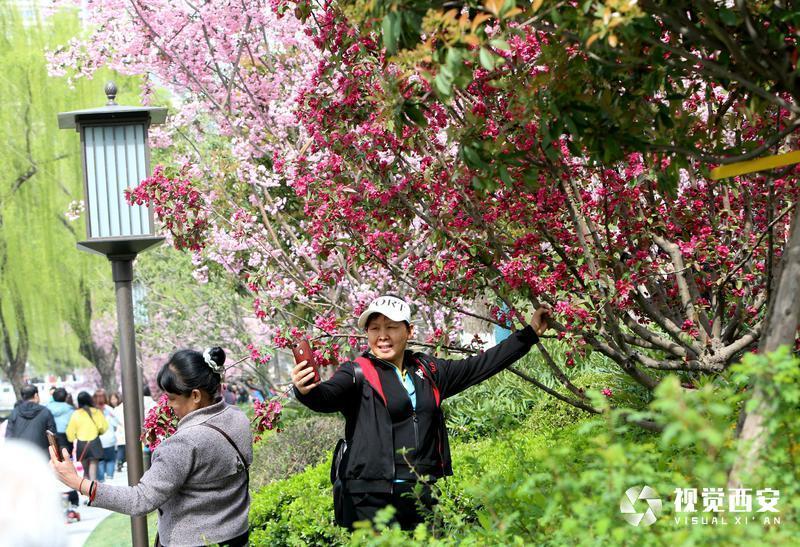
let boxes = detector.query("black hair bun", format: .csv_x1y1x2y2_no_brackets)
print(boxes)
207,346,226,369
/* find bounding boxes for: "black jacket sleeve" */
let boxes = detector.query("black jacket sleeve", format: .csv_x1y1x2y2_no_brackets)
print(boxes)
424,326,539,400
45,409,56,436
293,361,357,413
4,410,16,438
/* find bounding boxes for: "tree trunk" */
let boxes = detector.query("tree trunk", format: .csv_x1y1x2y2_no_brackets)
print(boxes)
0,288,29,400
728,203,800,487
68,283,119,392
94,344,119,393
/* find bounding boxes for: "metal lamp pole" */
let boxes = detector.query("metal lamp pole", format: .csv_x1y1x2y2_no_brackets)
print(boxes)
58,83,167,547
112,257,148,544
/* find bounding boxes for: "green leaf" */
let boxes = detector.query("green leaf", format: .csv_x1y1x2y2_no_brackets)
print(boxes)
489,38,511,52
445,47,463,72
463,145,491,171
434,71,453,98
479,47,496,71
718,8,737,26
498,164,513,185
382,12,400,54
403,102,427,127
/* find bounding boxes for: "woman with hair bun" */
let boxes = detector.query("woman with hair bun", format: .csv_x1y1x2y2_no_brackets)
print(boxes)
50,347,253,547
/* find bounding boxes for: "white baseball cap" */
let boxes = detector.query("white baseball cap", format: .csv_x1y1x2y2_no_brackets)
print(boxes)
357,295,412,329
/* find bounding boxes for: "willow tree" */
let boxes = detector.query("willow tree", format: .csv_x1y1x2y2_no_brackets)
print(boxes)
0,4,132,394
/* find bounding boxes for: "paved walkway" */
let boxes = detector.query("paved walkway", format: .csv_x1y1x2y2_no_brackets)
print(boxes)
66,468,131,547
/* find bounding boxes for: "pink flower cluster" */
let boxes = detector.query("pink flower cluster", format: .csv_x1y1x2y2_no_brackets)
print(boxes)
141,394,178,451
126,166,209,252
252,399,283,442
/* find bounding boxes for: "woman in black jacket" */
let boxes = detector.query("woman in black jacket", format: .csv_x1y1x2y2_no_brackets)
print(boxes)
292,295,550,530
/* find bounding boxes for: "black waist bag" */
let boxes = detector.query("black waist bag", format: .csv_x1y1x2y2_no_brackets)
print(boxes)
331,363,363,526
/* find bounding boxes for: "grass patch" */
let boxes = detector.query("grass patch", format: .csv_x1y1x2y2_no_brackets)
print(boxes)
84,512,158,547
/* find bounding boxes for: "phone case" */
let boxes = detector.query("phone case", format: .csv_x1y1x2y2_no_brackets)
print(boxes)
46,430,64,461
292,338,320,382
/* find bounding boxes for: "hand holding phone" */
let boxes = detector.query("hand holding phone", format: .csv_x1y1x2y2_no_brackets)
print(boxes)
292,338,320,383
46,430,64,462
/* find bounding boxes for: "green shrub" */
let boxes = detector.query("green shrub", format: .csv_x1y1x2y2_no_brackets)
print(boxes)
351,350,800,546
251,413,344,490
249,457,349,546
443,369,541,441
249,349,800,546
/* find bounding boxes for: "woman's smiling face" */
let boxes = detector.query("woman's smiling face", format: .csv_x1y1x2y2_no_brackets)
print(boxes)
366,313,412,367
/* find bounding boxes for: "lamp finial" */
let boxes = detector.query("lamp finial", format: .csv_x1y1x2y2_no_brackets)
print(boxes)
105,81,118,106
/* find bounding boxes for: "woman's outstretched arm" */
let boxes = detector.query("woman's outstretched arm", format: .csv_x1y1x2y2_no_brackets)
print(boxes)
293,361,357,413
424,305,551,399
50,433,194,517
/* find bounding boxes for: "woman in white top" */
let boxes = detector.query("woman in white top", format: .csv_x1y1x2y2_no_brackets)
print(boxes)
94,389,119,482
109,392,126,472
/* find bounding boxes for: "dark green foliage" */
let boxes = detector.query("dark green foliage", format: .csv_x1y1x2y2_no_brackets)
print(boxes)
442,368,542,441
250,414,344,490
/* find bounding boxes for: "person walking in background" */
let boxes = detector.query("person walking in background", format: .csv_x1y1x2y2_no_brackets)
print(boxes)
50,347,252,547
66,392,108,482
4,385,56,455
93,389,119,482
47,387,80,507
47,388,75,455
110,392,126,472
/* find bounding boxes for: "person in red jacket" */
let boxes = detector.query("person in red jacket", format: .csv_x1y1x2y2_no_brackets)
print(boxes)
292,295,550,530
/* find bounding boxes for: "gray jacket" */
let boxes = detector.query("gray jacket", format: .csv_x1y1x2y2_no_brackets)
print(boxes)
92,399,252,546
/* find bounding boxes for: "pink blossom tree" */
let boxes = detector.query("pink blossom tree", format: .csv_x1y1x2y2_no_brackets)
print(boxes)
48,0,799,447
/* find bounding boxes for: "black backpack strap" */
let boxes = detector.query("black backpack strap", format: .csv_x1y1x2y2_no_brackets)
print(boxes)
346,361,364,440
352,361,364,392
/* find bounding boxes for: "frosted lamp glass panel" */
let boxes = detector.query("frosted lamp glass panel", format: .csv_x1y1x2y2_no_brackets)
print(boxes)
84,129,100,237
90,126,111,237
104,127,121,237
83,123,152,238
125,125,147,235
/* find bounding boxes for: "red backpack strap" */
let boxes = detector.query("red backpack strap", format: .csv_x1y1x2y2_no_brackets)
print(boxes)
354,357,386,406
414,355,441,407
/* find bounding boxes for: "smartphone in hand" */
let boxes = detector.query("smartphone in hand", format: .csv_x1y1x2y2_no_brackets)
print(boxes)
292,338,320,383
46,430,64,462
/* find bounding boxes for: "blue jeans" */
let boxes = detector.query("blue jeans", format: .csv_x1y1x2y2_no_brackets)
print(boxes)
97,446,117,481
116,445,126,468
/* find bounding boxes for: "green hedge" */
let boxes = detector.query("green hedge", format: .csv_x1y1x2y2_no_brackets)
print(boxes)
249,350,800,546
249,458,349,546
247,395,589,546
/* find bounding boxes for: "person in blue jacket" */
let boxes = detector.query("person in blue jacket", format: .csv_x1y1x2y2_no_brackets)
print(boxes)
292,295,550,530
47,388,75,453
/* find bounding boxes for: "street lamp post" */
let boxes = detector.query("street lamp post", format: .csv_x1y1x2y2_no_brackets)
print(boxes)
58,82,167,547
